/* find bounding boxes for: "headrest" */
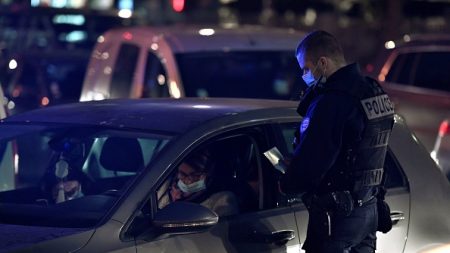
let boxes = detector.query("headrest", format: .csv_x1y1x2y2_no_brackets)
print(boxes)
99,137,144,173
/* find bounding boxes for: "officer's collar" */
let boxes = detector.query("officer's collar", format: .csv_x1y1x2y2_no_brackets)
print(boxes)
324,63,361,87
296,63,362,116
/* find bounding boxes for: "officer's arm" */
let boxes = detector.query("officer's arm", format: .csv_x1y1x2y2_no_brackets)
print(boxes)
280,95,350,194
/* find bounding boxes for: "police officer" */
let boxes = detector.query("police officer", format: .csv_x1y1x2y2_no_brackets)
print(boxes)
280,30,394,253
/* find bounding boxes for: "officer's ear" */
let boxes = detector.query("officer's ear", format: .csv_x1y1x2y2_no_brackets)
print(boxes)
318,56,328,69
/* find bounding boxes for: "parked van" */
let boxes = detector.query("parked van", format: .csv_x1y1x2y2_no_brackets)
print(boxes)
80,25,306,101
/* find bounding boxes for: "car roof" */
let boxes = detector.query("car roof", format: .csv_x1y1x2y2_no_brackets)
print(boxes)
385,33,450,52
103,25,303,53
2,98,299,134
398,33,450,47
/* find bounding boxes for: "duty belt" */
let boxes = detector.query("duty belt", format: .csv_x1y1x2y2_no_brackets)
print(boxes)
310,190,375,213
353,193,376,207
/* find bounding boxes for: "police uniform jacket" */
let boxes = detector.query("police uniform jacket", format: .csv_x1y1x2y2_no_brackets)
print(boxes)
280,63,393,199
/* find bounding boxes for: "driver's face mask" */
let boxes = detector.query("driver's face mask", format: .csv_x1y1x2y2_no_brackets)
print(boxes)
177,178,206,194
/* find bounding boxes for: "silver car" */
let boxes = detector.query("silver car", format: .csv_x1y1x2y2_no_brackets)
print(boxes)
0,98,449,253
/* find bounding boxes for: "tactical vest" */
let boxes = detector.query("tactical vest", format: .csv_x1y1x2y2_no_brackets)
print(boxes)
351,77,394,191
320,77,395,195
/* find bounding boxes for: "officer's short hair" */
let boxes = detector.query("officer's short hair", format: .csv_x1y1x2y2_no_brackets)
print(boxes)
296,30,345,64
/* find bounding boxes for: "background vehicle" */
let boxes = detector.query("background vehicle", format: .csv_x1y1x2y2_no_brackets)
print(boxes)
0,98,449,252
373,34,450,151
0,7,136,54
432,119,450,180
80,25,306,101
0,50,88,114
0,84,7,119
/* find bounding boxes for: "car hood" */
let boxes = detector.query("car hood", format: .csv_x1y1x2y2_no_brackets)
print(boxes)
0,224,92,253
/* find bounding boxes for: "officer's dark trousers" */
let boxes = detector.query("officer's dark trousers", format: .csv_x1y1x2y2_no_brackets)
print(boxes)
302,198,378,253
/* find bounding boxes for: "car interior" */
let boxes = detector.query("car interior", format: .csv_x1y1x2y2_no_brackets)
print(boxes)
0,131,163,228
155,134,263,214
94,137,144,195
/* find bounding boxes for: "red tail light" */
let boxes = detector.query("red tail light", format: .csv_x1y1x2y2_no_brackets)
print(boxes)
439,120,449,137
123,32,133,41
172,0,185,12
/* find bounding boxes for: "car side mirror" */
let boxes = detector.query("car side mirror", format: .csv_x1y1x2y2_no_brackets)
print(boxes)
152,201,218,236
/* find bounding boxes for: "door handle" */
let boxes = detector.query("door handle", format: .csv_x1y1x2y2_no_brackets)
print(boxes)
253,230,296,246
390,211,405,225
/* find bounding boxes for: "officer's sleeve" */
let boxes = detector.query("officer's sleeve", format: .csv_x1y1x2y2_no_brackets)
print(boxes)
280,94,353,194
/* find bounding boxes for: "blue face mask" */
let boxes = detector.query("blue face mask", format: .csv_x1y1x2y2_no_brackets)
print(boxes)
177,178,206,194
302,61,325,87
302,71,318,87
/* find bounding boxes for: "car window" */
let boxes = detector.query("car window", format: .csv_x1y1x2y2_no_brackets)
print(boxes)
155,134,263,216
110,43,139,98
386,52,417,85
386,51,450,93
413,52,450,92
82,137,169,179
176,51,305,100
141,52,170,98
0,124,172,228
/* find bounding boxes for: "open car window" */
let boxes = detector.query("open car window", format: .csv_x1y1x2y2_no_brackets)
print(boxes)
155,134,263,217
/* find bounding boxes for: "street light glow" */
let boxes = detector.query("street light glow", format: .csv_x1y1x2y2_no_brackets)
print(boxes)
8,59,17,70
385,41,396,49
199,28,215,36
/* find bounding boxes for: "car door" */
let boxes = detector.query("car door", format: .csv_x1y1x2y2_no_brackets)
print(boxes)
134,126,302,252
273,121,410,252
376,150,410,252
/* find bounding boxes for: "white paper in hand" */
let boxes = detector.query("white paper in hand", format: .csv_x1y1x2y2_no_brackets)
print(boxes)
263,147,286,174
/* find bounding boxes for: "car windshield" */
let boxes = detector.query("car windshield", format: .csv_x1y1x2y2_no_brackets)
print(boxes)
0,124,171,228
176,51,305,100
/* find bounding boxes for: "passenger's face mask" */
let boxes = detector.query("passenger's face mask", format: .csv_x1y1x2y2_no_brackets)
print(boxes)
177,178,206,194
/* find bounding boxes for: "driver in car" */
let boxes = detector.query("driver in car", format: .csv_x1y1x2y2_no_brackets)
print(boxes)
158,149,239,217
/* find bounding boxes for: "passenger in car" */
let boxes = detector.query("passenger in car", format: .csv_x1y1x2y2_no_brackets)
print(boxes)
158,150,239,216
40,142,91,204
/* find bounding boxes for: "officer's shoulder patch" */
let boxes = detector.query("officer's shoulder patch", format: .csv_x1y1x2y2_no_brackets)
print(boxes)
300,117,310,133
